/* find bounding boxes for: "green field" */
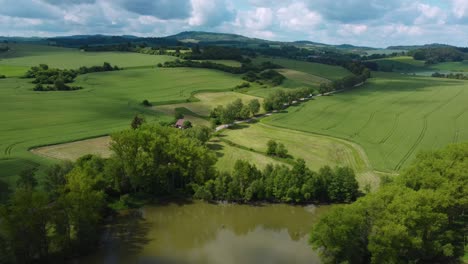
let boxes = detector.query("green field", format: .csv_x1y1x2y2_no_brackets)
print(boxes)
263,72,468,172
253,57,351,81
155,91,264,117
0,44,175,69
0,67,243,182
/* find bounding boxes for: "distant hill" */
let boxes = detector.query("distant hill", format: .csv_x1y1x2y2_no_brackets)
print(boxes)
387,43,455,50
165,31,259,43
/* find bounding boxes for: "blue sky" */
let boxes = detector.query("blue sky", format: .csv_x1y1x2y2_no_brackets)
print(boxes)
0,0,467,47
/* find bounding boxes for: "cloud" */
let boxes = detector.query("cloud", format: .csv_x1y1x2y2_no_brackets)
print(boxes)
276,2,322,31
118,0,192,20
0,0,466,47
188,0,235,27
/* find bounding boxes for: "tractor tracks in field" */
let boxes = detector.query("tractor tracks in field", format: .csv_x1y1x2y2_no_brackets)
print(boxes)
394,87,464,171
452,104,468,143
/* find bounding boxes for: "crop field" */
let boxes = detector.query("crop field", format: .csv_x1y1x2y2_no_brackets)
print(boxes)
253,57,351,80
0,67,243,181
0,44,175,69
432,60,468,72
155,91,264,117
263,72,468,172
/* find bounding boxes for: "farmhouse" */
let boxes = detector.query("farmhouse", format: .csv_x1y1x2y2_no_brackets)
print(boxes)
174,119,185,129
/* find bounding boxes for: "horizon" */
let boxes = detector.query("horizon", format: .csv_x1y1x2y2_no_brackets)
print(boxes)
0,0,467,48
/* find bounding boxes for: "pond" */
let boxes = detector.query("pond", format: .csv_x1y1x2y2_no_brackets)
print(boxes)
79,201,330,264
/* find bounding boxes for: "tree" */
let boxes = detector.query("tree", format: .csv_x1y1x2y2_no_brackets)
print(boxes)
130,115,145,129
183,120,192,129
248,99,261,116
276,143,289,158
310,143,468,264
16,167,38,189
267,140,277,156
142,99,152,107
42,161,73,198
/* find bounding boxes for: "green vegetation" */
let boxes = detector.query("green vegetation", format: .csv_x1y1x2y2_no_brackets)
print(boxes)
264,72,468,172
310,143,468,264
0,44,175,69
253,57,351,81
411,46,467,64
210,98,262,126
0,67,241,182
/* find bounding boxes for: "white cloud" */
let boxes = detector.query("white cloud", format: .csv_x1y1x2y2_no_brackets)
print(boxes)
276,2,322,31
452,0,468,18
338,24,368,36
189,0,234,27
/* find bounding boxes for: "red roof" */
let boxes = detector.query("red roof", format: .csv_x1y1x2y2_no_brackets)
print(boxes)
175,119,185,127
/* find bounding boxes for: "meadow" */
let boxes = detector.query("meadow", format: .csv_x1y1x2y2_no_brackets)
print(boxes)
263,72,468,172
253,57,351,81
0,44,175,70
0,66,242,182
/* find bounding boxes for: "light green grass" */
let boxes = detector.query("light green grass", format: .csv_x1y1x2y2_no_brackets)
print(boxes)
155,91,264,117
432,60,468,72
219,123,378,188
209,139,287,172
0,44,175,69
0,65,30,77
0,67,242,181
253,57,351,81
263,72,468,172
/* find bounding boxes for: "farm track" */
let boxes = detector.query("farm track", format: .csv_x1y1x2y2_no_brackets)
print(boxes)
351,110,376,138
452,103,468,143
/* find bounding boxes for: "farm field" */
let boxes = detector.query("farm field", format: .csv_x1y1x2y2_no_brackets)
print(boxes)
0,44,175,69
253,57,351,80
263,72,468,172
0,67,243,182
154,91,264,117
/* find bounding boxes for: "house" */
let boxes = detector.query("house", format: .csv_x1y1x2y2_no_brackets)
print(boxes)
174,119,185,129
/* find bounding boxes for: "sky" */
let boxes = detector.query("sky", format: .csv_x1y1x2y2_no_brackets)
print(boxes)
0,0,467,47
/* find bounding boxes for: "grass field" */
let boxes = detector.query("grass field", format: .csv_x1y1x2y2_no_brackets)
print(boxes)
154,91,264,117
0,67,243,182
0,44,175,69
219,123,378,188
253,57,351,81
31,136,112,161
0,65,30,77
263,72,468,172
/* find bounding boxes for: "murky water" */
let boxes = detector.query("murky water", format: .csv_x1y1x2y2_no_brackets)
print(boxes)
80,201,330,264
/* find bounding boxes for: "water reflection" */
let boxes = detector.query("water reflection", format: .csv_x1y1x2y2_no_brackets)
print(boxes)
80,202,329,264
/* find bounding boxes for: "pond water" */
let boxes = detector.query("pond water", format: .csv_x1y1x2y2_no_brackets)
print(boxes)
79,201,330,264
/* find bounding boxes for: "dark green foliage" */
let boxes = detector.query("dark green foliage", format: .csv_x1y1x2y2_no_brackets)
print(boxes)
110,124,217,195
266,140,288,158
16,167,38,189
263,87,314,111
0,75,6,79
130,115,145,129
193,159,359,204
410,47,466,64
183,46,243,60
210,98,259,125
183,120,192,129
27,63,120,91
310,143,468,264
142,99,152,107
432,72,468,80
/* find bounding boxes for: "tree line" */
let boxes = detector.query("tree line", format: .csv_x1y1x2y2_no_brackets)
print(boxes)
263,88,315,112
26,63,120,91
0,122,360,262
310,143,468,264
432,72,468,80
411,47,467,65
161,60,286,86
210,98,261,126
193,159,359,203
